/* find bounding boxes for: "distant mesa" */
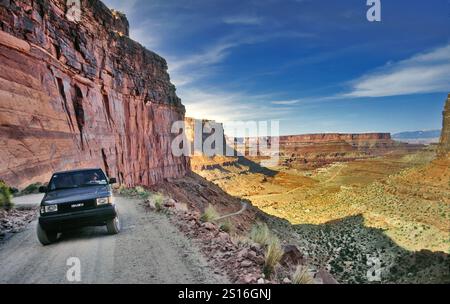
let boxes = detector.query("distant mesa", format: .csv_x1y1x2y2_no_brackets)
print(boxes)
392,130,441,145
393,130,441,140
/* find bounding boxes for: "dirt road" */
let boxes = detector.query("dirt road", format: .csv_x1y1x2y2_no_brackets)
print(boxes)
0,196,227,284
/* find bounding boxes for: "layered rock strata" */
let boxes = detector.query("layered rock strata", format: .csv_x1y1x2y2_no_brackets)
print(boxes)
0,0,189,188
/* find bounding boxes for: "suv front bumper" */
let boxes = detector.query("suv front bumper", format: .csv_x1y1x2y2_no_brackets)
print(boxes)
39,205,117,231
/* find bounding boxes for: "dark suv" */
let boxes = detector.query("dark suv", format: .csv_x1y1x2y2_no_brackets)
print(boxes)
37,168,120,245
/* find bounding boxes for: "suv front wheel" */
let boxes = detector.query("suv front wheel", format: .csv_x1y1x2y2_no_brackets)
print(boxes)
37,223,58,246
106,215,120,235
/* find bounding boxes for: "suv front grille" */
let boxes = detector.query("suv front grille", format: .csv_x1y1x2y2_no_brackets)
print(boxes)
58,199,97,214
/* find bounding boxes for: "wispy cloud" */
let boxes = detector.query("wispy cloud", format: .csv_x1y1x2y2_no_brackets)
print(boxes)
181,88,292,122
344,44,450,98
223,15,263,25
271,99,302,105
129,24,160,50
168,31,312,87
103,0,139,16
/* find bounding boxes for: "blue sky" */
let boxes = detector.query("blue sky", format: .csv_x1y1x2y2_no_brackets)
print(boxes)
103,0,450,135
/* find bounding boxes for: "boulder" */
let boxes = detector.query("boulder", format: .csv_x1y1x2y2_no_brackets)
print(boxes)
315,269,339,285
280,245,306,267
164,199,176,208
241,260,253,267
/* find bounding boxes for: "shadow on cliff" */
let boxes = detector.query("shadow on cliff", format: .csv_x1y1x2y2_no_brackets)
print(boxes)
258,212,450,284
236,156,277,177
224,143,278,177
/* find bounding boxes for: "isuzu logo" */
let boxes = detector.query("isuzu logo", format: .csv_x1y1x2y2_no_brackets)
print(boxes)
71,203,84,208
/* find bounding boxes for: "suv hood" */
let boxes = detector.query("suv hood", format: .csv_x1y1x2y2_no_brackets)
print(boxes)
42,186,111,205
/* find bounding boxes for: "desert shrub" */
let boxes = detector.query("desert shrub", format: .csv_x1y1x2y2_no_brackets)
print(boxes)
152,193,164,211
21,183,43,195
249,222,271,246
200,204,219,223
263,236,283,278
9,187,19,195
292,265,315,284
0,180,13,209
118,186,151,200
219,220,233,233
135,186,151,199
118,187,134,197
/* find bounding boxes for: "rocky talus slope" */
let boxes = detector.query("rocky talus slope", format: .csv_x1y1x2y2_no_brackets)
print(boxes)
0,0,189,188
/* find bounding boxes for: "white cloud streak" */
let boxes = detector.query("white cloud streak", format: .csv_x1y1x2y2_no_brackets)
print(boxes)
271,99,302,105
223,15,263,25
181,88,292,122
344,44,450,98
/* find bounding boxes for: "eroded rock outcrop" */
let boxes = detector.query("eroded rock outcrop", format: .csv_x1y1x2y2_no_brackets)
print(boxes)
0,0,189,188
438,94,450,158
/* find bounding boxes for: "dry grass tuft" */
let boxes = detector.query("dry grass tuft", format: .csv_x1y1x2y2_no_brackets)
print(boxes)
292,265,315,284
263,236,283,278
200,204,219,223
249,222,271,246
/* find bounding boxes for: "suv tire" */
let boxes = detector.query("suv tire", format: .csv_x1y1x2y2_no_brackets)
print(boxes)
106,215,120,235
37,223,58,246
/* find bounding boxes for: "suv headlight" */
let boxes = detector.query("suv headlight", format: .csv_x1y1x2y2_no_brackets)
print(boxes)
96,197,113,206
41,205,58,214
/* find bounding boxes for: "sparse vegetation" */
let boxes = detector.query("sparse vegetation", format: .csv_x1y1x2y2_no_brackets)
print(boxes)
292,265,315,284
20,183,43,196
118,185,151,200
200,204,219,223
219,220,233,233
153,192,164,211
0,180,13,209
263,236,283,278
249,222,271,246
194,148,450,283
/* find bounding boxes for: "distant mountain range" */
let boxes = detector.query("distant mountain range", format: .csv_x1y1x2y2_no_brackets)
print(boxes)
392,130,441,144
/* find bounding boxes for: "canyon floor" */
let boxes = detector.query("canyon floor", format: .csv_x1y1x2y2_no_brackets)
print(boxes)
193,148,450,284
0,195,227,284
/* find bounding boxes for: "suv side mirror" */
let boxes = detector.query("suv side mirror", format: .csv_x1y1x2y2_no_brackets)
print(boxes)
39,186,48,193
109,178,117,184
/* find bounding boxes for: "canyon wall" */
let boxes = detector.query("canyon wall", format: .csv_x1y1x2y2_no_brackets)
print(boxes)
275,132,422,169
438,94,450,158
0,0,189,188
279,133,392,144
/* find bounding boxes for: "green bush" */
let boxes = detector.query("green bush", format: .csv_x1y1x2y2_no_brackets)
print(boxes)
0,180,13,209
21,183,43,195
153,193,164,211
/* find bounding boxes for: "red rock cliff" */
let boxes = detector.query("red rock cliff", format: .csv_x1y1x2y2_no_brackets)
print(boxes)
0,0,189,188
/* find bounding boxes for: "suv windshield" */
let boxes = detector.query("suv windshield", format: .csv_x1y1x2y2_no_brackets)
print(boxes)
48,169,108,191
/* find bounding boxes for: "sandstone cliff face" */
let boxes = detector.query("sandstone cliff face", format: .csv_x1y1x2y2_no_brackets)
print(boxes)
438,94,450,158
0,0,189,188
